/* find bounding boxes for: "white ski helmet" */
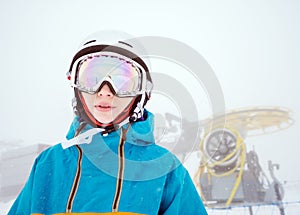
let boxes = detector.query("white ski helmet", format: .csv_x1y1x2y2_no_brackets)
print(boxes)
67,30,153,132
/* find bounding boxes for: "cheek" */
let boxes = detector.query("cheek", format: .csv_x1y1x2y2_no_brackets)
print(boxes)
114,97,134,109
80,93,95,110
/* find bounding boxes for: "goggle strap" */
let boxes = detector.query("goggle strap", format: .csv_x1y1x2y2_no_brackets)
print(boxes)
69,45,149,76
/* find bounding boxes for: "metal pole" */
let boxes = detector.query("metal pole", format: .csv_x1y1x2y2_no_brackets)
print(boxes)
248,206,253,215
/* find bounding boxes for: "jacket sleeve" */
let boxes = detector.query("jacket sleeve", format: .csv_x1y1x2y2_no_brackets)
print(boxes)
159,165,207,215
7,157,39,215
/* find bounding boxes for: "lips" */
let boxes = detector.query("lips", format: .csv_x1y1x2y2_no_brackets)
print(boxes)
94,103,115,112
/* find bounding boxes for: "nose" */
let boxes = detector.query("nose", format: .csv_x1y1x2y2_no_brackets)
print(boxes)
97,84,113,97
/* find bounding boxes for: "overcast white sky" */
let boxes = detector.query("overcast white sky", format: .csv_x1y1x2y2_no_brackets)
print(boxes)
1,0,300,202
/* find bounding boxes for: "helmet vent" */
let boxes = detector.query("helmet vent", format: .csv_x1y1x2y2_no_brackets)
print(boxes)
83,39,96,46
118,41,133,48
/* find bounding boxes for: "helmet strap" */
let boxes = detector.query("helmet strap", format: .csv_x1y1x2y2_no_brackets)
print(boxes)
129,93,146,122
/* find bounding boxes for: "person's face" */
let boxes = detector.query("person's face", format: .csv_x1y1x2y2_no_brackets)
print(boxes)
81,84,134,124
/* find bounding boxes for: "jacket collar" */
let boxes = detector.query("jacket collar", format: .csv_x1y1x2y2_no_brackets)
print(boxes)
66,109,155,146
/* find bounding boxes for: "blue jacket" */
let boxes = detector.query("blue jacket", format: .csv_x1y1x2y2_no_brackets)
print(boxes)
8,111,207,215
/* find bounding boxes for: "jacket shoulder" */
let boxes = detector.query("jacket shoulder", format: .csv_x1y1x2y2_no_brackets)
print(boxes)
36,143,77,164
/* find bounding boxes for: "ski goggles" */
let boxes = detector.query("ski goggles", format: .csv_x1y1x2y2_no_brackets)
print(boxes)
70,53,152,97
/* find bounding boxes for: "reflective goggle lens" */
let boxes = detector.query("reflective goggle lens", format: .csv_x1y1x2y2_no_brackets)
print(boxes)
76,55,140,95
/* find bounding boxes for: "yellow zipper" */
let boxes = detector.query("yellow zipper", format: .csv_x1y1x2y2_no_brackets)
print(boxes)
112,129,126,212
66,145,83,212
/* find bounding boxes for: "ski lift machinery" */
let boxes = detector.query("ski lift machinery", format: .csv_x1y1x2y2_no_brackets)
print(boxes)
194,106,294,215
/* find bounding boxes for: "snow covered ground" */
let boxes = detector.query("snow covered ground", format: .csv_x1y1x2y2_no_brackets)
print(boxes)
0,201,13,215
1,200,299,214
1,184,299,214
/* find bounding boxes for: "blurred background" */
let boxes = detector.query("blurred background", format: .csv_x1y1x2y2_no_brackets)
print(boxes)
0,1,299,214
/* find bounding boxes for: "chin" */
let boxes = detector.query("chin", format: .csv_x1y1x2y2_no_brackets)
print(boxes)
96,118,113,124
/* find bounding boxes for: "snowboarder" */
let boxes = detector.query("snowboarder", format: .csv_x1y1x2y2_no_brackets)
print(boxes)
8,31,207,215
